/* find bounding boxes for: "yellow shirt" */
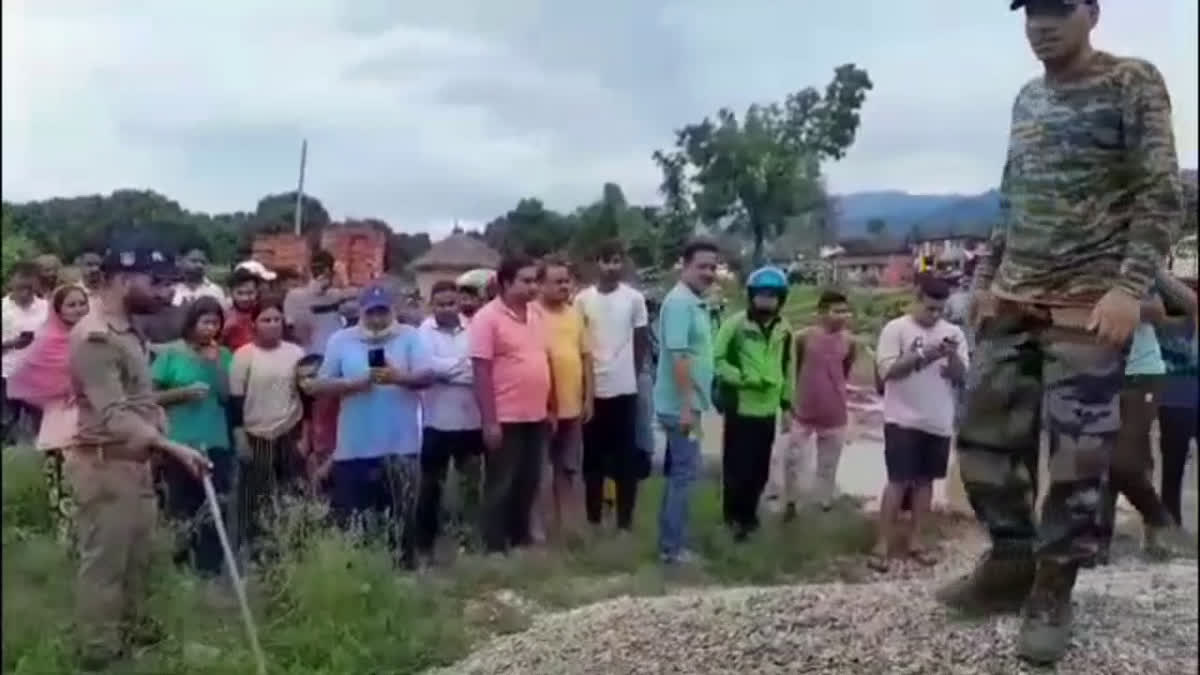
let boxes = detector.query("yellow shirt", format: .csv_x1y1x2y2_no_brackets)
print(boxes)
539,301,588,419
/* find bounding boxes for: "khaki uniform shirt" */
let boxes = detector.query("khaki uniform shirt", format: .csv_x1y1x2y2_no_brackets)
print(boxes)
69,305,166,454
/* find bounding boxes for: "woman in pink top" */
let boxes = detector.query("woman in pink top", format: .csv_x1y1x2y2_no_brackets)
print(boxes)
8,284,90,543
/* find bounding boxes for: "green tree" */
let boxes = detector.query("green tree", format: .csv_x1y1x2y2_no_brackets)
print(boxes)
866,217,888,237
653,64,872,265
252,191,332,236
1,208,38,280
483,198,572,258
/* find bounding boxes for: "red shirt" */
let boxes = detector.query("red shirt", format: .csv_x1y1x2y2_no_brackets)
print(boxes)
222,311,256,351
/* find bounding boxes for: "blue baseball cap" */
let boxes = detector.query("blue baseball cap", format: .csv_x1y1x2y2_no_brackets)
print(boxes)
358,283,394,312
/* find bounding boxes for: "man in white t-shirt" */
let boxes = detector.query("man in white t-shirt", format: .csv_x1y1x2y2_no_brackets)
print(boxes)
2,262,50,442
573,240,650,532
171,244,228,307
870,276,967,572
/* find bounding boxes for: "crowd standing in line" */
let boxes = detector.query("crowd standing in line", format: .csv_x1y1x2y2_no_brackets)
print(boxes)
2,192,1190,662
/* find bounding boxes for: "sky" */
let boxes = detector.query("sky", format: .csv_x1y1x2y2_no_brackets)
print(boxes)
3,1,1197,237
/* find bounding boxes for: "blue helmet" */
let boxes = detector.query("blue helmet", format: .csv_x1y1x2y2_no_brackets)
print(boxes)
746,266,788,291
745,266,789,305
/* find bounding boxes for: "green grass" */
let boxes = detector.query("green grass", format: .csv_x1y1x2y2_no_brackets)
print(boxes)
2,448,874,675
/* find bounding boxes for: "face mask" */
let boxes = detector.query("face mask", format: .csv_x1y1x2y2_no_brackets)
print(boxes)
359,321,396,342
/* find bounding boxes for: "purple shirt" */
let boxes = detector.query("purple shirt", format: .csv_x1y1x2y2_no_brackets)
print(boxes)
794,328,852,429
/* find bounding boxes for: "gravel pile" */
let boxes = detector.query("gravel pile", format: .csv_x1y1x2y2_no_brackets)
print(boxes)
433,559,1198,675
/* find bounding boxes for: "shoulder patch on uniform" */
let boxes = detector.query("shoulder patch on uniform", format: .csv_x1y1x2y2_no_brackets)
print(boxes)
85,331,110,344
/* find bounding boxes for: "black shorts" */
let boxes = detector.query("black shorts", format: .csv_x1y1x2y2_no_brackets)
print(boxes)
884,423,950,484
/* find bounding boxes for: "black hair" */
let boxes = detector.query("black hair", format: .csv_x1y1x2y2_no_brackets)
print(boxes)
496,254,537,288
229,268,260,289
179,296,226,342
178,238,211,260
52,284,88,315
596,239,625,262
250,298,285,321
75,241,104,259
311,250,335,272
817,290,849,311
682,238,720,263
918,276,951,301
7,261,38,281
430,280,458,297
538,254,572,280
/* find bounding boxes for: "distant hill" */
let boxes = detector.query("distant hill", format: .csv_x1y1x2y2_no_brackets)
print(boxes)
836,167,1197,241
835,189,1000,241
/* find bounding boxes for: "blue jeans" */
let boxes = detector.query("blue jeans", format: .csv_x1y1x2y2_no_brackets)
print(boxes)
657,413,700,559
635,372,655,456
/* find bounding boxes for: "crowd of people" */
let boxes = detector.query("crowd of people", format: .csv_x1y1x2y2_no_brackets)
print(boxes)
1,224,1196,669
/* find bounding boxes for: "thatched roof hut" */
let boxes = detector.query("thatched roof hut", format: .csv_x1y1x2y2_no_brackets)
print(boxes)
410,233,500,300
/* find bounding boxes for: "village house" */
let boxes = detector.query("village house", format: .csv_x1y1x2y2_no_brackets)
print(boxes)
410,232,501,300
830,237,914,287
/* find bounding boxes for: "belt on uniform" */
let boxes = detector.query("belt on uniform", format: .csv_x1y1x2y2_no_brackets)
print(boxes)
73,443,153,464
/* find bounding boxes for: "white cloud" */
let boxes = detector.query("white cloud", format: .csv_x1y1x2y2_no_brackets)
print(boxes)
3,0,1196,232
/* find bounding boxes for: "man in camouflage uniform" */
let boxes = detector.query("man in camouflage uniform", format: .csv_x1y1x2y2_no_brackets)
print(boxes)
938,0,1182,665
67,235,212,671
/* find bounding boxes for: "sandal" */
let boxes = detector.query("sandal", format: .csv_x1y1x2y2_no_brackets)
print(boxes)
909,548,938,567
866,551,891,573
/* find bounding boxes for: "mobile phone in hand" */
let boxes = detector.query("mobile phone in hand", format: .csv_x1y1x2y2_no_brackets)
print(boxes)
368,348,385,369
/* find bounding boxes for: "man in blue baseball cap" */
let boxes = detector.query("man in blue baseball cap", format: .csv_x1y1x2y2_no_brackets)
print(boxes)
304,281,434,568
66,231,212,670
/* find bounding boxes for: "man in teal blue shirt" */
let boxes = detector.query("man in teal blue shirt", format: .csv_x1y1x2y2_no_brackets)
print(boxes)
654,239,719,564
1096,288,1190,564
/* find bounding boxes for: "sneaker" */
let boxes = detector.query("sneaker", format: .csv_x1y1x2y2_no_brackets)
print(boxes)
783,503,797,523
1144,525,1197,561
935,550,1035,616
77,643,125,672
660,548,702,566
1016,562,1077,665
123,616,166,648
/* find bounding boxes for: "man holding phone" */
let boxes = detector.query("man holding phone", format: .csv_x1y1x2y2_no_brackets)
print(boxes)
307,283,433,568
2,261,49,443
872,277,967,573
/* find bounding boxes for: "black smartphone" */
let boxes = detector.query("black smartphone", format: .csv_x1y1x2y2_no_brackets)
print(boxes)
368,348,385,369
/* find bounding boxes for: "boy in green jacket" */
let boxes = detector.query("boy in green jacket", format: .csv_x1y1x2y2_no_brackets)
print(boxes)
714,267,793,540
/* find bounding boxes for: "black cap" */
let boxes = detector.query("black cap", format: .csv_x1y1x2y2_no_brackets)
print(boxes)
100,232,174,275
1011,0,1094,10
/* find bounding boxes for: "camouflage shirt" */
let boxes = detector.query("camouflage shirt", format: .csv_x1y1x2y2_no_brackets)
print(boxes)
975,51,1182,306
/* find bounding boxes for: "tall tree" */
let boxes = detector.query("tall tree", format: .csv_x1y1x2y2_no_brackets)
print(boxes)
653,64,872,264
252,191,332,236
483,198,572,258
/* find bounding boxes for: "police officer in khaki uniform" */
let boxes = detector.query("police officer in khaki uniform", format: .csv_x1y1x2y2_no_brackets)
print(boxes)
66,235,212,671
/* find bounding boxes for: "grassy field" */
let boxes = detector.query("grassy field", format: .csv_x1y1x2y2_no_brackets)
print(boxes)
2,448,875,675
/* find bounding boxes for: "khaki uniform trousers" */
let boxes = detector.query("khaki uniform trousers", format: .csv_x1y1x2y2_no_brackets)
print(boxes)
66,448,158,656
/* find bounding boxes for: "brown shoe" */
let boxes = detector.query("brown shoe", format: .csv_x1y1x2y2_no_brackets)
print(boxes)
936,550,1035,616
123,616,167,648
1017,561,1077,665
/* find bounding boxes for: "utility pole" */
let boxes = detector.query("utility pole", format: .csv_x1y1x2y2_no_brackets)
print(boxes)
293,139,308,236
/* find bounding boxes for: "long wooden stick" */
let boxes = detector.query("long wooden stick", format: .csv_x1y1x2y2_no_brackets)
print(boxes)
203,474,268,675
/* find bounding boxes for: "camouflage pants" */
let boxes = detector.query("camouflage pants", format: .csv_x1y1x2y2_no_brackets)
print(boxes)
957,302,1124,566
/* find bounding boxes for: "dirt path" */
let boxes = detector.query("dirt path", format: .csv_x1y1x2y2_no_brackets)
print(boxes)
687,389,1199,532
435,536,1197,675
